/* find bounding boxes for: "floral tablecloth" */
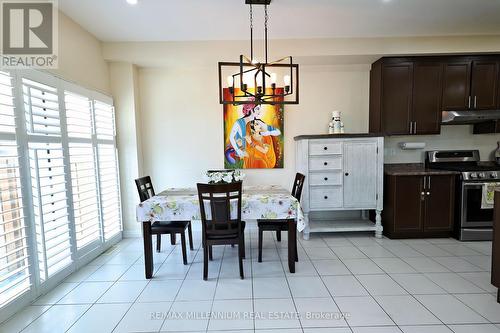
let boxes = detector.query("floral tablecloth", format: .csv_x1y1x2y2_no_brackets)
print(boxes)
136,185,305,232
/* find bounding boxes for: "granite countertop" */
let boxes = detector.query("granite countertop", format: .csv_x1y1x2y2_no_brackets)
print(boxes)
384,163,461,176
294,133,383,140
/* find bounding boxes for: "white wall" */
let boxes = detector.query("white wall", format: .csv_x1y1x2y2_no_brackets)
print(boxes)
138,64,369,191
105,36,500,234
48,12,110,94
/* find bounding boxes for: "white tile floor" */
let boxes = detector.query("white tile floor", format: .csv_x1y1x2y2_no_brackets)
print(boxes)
1,224,500,333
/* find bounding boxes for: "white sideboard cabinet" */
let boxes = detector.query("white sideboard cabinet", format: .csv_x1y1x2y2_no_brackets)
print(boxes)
295,134,384,239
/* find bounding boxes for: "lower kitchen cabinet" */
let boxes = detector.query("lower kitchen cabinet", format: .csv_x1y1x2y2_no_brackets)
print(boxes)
383,173,455,238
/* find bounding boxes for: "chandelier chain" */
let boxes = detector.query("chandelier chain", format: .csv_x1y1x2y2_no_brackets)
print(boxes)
264,4,269,63
250,4,254,60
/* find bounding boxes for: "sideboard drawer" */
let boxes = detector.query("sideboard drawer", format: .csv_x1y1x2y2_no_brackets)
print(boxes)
309,172,342,186
309,141,343,156
309,156,342,171
310,186,343,209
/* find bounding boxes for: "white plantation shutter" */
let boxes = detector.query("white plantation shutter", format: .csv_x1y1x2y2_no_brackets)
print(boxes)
95,99,121,240
23,79,61,137
65,92,93,139
0,70,121,318
0,72,16,134
0,71,31,307
29,143,72,280
94,101,115,140
69,143,99,248
98,144,121,239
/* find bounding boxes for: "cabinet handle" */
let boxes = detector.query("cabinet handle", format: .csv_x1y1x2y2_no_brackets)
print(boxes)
409,122,413,134
414,122,417,134
474,96,477,109
426,192,430,195
468,96,471,109
324,196,328,200
345,172,349,176
324,162,328,166
324,177,328,181
428,176,431,190
323,146,328,151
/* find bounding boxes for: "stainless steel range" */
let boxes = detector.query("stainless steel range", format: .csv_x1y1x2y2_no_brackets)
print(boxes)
426,150,500,241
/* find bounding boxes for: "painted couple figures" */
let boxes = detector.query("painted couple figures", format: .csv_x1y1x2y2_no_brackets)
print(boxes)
226,100,281,169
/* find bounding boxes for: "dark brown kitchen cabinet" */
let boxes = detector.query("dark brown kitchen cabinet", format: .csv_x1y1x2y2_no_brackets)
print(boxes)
473,120,500,134
442,61,472,111
374,62,413,135
413,62,443,134
471,61,499,110
383,173,455,238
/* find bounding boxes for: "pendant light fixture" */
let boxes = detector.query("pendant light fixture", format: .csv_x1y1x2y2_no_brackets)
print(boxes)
218,0,299,105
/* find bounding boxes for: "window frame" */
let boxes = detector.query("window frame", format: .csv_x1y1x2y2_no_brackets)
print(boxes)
0,69,122,323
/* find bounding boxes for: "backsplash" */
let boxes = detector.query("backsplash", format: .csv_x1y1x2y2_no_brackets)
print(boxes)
384,125,500,163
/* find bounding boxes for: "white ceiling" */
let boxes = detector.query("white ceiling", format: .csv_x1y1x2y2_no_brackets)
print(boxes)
59,0,500,42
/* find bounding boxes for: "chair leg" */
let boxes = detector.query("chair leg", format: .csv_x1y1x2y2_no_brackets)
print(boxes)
241,230,246,259
187,222,194,250
156,234,161,253
180,232,188,265
209,245,213,261
294,233,299,262
276,230,281,242
203,245,208,280
258,227,263,263
238,240,244,279
170,233,176,245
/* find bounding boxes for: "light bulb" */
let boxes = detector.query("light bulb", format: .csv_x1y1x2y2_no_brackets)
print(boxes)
226,75,234,87
126,0,138,5
284,75,291,87
256,75,263,88
270,73,277,84
251,58,259,65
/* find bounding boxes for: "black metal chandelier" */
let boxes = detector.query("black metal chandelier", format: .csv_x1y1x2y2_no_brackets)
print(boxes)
218,0,299,105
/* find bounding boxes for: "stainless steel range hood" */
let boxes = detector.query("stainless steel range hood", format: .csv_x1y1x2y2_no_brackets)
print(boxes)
441,110,500,124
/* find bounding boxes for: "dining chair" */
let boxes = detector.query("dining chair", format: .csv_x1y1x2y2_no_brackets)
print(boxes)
197,181,246,280
257,172,305,263
135,176,194,262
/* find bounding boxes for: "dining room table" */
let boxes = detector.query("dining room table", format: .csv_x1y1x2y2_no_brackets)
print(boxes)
136,185,305,278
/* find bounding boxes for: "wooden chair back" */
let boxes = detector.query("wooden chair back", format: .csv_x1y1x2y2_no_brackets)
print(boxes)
135,176,156,202
197,182,243,236
291,173,306,203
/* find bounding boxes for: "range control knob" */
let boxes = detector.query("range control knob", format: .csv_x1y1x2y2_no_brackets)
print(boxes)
490,172,498,179
469,172,478,179
478,172,486,179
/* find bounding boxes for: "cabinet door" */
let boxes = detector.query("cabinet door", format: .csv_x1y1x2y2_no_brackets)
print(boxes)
413,62,443,134
343,141,378,208
381,63,413,135
424,175,455,232
442,61,472,111
471,61,499,110
393,176,424,233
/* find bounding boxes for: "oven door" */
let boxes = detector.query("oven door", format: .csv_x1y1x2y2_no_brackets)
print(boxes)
461,181,495,228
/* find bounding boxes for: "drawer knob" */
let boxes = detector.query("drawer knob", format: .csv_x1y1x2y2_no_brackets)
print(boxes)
323,146,328,150
324,162,328,166
324,196,328,199
324,177,328,181
345,172,349,176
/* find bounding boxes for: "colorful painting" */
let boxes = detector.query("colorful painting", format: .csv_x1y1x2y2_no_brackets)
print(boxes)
223,88,284,169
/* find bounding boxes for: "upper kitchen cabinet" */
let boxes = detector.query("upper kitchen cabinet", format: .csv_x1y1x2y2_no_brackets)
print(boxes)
369,58,442,135
442,57,499,111
370,60,413,135
442,60,472,111
370,54,500,136
412,61,443,134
